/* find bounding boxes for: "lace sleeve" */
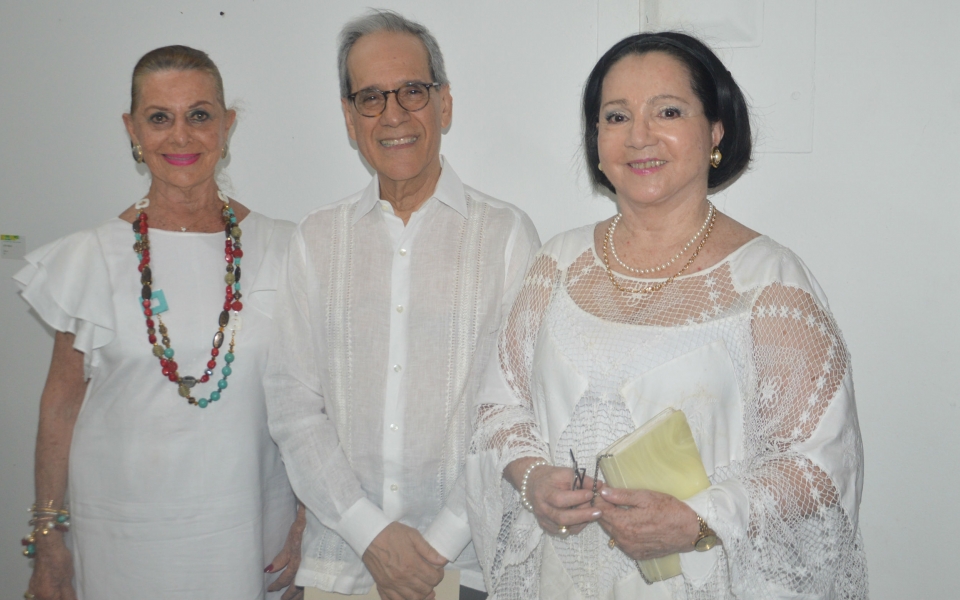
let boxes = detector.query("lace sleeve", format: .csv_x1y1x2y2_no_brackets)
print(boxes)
702,283,867,598
467,252,559,598
472,252,558,468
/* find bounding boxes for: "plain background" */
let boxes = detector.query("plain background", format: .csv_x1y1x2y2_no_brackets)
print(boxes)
1,1,957,598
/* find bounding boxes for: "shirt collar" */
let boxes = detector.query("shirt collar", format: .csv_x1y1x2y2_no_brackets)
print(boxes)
351,156,468,225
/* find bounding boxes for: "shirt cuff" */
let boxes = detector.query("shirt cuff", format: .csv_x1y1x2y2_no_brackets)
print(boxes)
422,506,473,562
335,497,393,557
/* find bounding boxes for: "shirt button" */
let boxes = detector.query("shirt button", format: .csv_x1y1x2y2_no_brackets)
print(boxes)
398,248,407,256
393,364,402,372
396,305,404,313
390,423,399,431
380,203,391,212
390,484,399,492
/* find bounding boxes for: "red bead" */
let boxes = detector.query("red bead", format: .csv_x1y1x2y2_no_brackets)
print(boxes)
231,301,243,311
160,358,169,368
169,361,178,372
200,374,210,383
145,318,154,328
210,348,219,357
168,373,179,382
225,239,232,246
148,334,157,344
207,360,217,369
139,224,148,234
142,299,151,308
226,255,234,263
225,285,233,294
233,248,243,258
139,213,148,221
224,301,232,310
162,367,171,376
143,308,153,317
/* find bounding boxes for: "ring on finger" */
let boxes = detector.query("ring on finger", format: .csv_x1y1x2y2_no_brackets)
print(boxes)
558,525,569,536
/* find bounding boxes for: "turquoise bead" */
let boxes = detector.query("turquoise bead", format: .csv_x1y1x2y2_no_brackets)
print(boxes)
210,391,221,401
56,514,67,524
135,233,142,241
217,379,228,389
198,398,209,408
27,543,36,554
234,258,241,267
221,365,232,376
163,347,174,359
224,352,235,363
230,216,237,224
234,282,241,292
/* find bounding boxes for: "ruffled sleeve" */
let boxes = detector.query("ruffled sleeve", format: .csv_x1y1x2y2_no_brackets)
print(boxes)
243,214,296,320
13,227,116,379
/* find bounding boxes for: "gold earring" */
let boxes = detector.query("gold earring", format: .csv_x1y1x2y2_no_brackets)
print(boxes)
598,162,603,172
132,143,144,164
221,144,229,159
710,146,722,168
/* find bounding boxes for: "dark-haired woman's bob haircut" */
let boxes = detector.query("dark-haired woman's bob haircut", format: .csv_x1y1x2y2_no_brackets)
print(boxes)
583,32,752,193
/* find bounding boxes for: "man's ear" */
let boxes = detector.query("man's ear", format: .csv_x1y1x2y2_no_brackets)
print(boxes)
439,84,453,130
342,98,358,141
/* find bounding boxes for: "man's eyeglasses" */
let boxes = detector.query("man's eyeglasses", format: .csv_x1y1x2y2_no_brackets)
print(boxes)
347,82,442,117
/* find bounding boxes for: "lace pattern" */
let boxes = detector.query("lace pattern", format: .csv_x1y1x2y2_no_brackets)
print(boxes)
468,232,866,599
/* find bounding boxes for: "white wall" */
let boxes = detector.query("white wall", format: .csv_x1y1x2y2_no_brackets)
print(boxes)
0,1,956,598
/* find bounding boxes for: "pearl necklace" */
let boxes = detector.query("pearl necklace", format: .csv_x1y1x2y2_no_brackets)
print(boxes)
602,202,716,295
609,201,715,275
133,190,243,408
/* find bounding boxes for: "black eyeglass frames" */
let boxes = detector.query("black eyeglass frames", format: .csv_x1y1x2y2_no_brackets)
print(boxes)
347,82,442,117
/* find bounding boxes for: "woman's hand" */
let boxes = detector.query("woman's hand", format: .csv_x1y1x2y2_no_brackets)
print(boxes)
594,486,702,561
265,504,306,600
27,532,77,600
505,458,601,536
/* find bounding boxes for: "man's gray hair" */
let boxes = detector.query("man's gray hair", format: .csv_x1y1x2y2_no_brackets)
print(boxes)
337,9,449,98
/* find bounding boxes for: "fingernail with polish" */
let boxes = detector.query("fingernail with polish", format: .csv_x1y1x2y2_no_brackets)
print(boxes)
264,564,274,573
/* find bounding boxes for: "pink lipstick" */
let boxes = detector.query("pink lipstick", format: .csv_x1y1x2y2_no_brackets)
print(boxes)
163,154,201,166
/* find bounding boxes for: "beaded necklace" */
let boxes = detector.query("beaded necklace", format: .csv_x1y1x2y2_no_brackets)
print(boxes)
602,202,716,295
133,190,243,408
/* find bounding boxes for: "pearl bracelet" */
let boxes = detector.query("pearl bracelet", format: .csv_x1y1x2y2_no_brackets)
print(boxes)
520,459,549,511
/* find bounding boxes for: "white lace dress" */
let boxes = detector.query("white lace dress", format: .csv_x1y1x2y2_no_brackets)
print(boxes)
14,212,297,600
467,226,867,600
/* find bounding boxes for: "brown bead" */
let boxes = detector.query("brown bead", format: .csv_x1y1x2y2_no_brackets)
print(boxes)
152,345,164,357
162,337,171,346
141,284,152,300
158,323,168,335
140,267,152,285
219,311,230,327
231,226,242,238
213,331,224,348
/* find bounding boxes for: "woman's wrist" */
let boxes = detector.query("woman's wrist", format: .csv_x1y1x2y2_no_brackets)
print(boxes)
504,456,547,491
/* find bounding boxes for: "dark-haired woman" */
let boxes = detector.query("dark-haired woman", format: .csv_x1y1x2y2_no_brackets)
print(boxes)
16,46,302,600
467,33,866,599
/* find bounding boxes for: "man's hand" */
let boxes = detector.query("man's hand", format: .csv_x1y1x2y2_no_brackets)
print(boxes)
362,522,447,600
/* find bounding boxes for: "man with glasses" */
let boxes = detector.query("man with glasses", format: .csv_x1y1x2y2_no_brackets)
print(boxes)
265,9,540,600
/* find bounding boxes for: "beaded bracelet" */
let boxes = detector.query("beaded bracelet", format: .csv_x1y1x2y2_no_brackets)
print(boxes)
21,504,70,558
520,459,549,511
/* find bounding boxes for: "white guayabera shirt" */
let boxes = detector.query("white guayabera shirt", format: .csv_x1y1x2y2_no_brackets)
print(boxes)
265,159,540,594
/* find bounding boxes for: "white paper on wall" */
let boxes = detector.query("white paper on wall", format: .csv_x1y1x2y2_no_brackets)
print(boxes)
639,0,815,153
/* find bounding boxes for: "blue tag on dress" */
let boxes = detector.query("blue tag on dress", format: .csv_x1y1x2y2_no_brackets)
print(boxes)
137,289,169,314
